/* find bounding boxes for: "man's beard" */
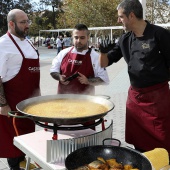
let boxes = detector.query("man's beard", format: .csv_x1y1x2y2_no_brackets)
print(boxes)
15,23,28,38
75,43,88,52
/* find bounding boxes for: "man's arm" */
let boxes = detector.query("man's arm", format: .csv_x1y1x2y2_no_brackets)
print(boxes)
99,53,109,68
51,71,106,86
0,77,10,116
50,72,61,81
88,77,105,86
50,72,70,85
77,72,105,86
0,77,7,107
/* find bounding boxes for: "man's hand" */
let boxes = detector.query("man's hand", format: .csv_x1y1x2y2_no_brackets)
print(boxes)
50,72,69,85
59,75,70,85
0,105,11,117
77,72,88,84
99,38,115,53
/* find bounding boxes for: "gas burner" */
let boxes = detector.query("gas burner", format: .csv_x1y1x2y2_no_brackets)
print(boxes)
35,118,104,140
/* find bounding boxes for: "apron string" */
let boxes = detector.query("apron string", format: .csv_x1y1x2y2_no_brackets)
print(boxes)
7,31,25,58
7,31,39,57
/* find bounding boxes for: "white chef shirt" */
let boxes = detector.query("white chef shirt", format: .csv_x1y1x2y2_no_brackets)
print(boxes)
56,38,63,48
0,33,38,82
50,47,110,84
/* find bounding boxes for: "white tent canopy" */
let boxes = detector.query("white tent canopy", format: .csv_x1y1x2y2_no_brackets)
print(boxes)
39,23,170,39
39,26,124,42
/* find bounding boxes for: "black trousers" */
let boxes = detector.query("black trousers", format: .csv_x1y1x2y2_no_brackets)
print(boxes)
7,156,25,170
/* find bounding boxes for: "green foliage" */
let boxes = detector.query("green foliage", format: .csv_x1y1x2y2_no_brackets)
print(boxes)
57,0,121,29
0,0,169,37
0,0,35,35
146,0,170,24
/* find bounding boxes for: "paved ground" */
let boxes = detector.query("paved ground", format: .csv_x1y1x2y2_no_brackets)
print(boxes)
0,46,129,169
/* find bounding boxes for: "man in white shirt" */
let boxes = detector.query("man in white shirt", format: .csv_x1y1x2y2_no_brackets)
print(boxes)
55,35,63,54
50,24,109,130
50,24,109,95
0,9,40,170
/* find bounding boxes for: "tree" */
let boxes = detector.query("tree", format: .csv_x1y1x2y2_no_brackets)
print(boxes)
146,0,170,24
30,10,54,32
55,0,123,37
57,0,121,28
0,0,169,37
54,0,169,37
0,0,14,34
0,0,35,35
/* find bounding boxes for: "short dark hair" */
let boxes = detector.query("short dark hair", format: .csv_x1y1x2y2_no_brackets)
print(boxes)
73,24,90,35
117,0,143,19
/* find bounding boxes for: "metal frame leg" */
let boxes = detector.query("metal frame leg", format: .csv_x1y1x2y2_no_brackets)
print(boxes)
25,157,30,170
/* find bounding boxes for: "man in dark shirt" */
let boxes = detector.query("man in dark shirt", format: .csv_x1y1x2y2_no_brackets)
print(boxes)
99,0,170,154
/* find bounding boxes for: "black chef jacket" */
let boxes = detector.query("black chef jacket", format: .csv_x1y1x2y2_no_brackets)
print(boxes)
107,21,170,88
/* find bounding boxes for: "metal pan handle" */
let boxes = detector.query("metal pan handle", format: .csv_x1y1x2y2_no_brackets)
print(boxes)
102,138,121,146
8,111,29,118
95,95,111,100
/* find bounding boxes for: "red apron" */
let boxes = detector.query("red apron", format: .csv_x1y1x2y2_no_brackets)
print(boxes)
126,81,170,153
58,47,95,95
58,47,95,129
0,32,40,158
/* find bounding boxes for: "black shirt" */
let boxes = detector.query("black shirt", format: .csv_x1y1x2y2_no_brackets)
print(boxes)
107,21,170,88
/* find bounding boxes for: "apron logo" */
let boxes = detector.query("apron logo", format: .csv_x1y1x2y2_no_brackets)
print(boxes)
28,67,40,72
68,59,82,65
142,43,150,49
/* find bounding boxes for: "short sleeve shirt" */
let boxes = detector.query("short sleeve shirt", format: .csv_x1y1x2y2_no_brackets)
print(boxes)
0,33,38,82
50,47,109,84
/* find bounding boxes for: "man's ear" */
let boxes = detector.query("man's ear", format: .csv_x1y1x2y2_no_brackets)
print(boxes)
9,21,15,28
129,12,135,20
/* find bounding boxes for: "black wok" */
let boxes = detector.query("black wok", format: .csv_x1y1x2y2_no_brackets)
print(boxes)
65,145,152,170
14,94,114,125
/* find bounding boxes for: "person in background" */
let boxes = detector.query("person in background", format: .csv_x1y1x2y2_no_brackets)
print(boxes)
45,36,50,47
63,33,72,49
50,23,109,95
56,35,63,54
99,0,170,154
0,9,41,170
